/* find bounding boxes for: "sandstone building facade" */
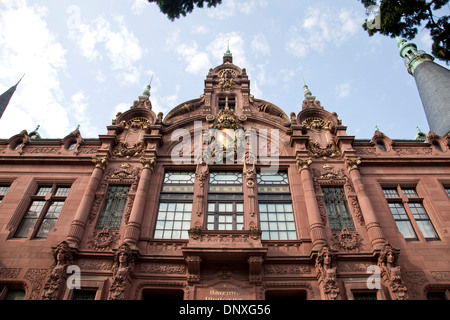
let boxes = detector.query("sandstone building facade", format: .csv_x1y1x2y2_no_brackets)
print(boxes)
0,52,449,300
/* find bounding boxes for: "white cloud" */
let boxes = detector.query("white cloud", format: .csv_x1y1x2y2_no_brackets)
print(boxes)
131,0,148,15
286,6,361,57
420,33,433,50
191,25,209,34
69,91,100,137
251,33,271,56
175,41,212,76
0,0,72,138
336,82,352,100
207,32,247,67
206,0,236,20
206,0,268,19
68,13,144,85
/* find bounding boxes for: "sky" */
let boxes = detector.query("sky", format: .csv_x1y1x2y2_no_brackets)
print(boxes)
0,0,449,140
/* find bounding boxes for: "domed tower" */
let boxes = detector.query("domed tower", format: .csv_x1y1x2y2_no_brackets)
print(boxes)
397,37,450,137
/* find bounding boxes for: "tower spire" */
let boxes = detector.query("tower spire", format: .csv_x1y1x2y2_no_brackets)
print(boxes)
0,74,24,120
396,37,450,136
223,39,233,63
302,78,315,101
139,75,153,101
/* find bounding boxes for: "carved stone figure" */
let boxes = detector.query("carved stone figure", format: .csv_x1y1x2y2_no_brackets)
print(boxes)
42,241,73,300
108,243,135,300
377,244,409,300
315,245,340,300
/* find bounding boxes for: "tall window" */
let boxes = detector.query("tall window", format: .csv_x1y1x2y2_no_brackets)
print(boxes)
207,172,243,230
154,171,194,239
218,95,235,111
383,186,439,241
15,184,71,238
257,172,297,240
96,185,130,230
0,185,10,204
322,186,355,231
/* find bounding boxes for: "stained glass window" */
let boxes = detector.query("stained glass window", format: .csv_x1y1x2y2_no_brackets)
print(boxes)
322,186,355,231
95,185,130,230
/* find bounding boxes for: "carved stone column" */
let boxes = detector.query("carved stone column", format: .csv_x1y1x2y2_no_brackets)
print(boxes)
296,157,327,251
193,158,208,225
123,157,155,247
66,156,108,248
345,157,386,251
243,152,258,228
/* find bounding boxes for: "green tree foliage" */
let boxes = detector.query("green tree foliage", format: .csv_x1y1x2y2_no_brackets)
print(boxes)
147,0,222,21
361,0,449,63
147,0,449,63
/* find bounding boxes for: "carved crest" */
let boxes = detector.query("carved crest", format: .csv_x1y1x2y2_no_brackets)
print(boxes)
88,227,120,251
113,140,146,158
218,69,237,91
308,140,340,158
332,228,363,252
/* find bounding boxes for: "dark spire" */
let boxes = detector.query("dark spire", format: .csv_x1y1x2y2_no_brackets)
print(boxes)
0,75,24,120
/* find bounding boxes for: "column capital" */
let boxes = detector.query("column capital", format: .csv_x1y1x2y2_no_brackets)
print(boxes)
345,157,361,172
92,156,109,171
296,157,312,171
140,157,156,170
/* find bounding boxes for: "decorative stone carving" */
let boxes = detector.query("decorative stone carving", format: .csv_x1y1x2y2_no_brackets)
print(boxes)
296,157,312,171
315,245,340,300
308,140,340,158
140,157,156,170
402,271,428,299
24,268,48,300
108,243,135,300
243,152,256,188
345,157,361,171
216,266,232,280
0,268,21,279
22,146,60,154
302,117,332,132
124,117,151,131
431,271,450,282
218,69,237,91
92,156,109,170
377,244,409,300
331,228,363,252
264,264,311,275
248,256,264,284
248,221,261,240
185,255,201,284
113,140,146,158
348,195,364,225
42,241,73,300
211,106,241,130
87,227,120,251
140,263,186,275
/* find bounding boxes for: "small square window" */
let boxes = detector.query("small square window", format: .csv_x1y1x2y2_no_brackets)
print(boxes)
383,188,399,198
402,188,418,198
